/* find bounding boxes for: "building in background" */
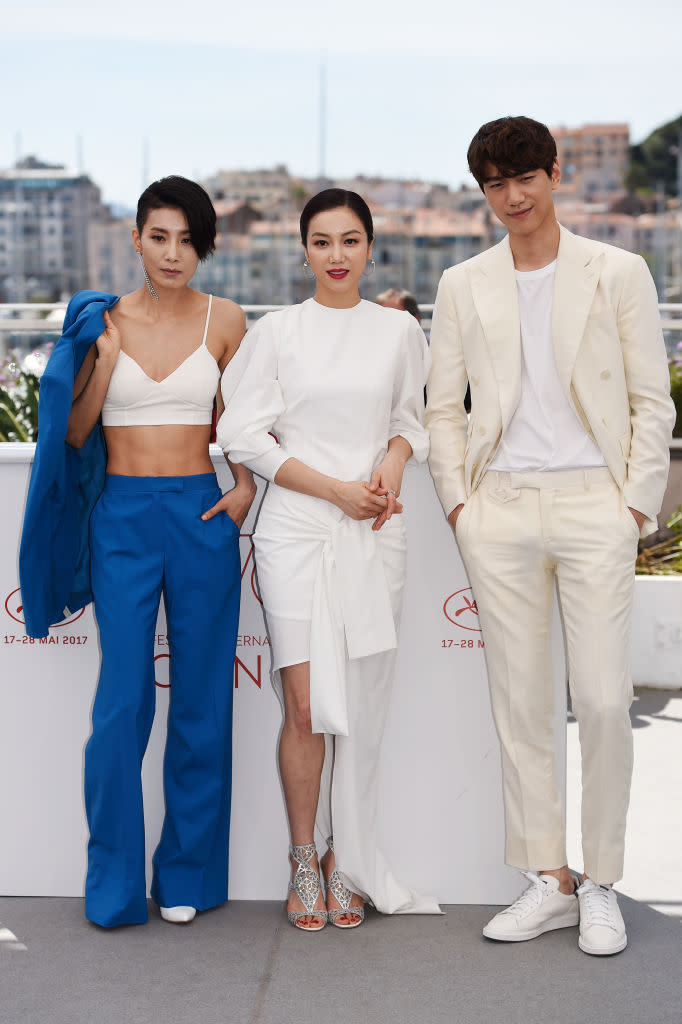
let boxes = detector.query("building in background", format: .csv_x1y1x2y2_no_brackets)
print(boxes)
2,124,680,307
88,218,139,298
201,165,294,211
0,158,110,302
553,123,630,200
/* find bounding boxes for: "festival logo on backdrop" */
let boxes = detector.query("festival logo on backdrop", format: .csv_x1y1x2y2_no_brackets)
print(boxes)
442,586,484,650
4,586,88,647
154,652,170,688
239,534,263,607
234,532,270,689
4,587,85,628
444,587,481,632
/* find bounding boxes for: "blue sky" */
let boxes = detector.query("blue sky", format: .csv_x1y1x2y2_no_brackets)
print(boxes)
4,0,681,207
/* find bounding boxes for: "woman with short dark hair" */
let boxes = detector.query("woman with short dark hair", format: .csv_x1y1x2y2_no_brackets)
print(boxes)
26,175,255,928
218,188,440,930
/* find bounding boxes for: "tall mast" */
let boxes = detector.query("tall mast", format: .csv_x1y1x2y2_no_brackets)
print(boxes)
318,59,327,187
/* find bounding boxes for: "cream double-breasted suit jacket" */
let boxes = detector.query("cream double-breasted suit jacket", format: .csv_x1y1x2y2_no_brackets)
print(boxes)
425,225,675,535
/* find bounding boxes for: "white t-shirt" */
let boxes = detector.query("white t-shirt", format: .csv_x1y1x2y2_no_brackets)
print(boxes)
489,260,606,472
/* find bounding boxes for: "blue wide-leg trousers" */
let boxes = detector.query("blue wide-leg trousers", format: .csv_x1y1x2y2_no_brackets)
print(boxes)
84,473,240,927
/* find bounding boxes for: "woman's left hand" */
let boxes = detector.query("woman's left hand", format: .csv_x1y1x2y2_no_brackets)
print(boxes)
201,481,257,529
368,450,406,531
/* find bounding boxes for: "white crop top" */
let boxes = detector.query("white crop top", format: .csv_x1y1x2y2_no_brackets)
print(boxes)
101,295,220,426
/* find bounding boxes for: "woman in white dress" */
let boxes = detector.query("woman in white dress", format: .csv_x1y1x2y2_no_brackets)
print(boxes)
216,189,440,929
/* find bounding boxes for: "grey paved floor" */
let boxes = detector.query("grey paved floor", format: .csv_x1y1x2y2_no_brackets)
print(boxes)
1,896,680,1024
2,688,680,1024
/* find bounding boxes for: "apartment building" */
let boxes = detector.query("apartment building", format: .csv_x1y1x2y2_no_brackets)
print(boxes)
6,127,679,309
0,158,109,301
88,217,140,297
202,165,295,209
552,123,630,199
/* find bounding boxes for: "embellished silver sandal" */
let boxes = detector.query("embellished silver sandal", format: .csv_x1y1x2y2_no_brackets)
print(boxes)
287,842,327,931
324,836,365,929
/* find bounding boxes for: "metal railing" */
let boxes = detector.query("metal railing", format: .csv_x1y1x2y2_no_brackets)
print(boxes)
1,301,681,349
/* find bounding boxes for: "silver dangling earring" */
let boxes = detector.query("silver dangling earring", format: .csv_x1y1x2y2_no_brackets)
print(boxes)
303,259,314,280
137,250,159,301
363,258,376,278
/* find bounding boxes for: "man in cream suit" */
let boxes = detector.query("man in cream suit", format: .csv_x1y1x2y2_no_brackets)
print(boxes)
426,116,674,955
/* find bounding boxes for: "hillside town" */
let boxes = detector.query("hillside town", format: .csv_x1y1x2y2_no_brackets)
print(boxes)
1,120,680,309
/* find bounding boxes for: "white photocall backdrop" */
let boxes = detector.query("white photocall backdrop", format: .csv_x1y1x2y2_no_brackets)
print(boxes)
0,443,568,905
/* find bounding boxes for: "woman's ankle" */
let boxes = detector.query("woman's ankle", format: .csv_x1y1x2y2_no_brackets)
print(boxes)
320,847,334,876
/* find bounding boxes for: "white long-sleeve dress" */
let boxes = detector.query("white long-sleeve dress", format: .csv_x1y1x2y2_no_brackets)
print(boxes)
217,297,440,914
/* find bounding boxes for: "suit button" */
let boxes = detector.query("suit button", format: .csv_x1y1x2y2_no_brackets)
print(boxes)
472,376,480,386
479,426,487,435
600,370,611,380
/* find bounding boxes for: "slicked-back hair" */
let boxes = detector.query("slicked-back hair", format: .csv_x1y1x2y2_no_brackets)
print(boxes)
467,116,557,192
136,175,217,261
300,188,374,245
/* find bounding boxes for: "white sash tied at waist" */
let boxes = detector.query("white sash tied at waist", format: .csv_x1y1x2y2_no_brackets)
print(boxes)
309,517,397,736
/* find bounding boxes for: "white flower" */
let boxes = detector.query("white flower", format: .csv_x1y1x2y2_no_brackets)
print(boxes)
21,350,48,379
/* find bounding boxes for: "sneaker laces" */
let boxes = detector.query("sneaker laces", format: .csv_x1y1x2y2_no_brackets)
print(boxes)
502,871,547,918
580,883,616,928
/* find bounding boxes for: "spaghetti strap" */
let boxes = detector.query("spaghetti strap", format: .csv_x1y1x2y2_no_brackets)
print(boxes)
201,295,213,346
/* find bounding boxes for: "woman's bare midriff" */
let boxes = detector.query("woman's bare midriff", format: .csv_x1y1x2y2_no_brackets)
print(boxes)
104,423,215,477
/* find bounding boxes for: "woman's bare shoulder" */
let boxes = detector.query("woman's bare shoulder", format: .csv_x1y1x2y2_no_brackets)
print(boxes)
210,295,246,341
206,296,246,365
108,290,143,323
210,295,245,325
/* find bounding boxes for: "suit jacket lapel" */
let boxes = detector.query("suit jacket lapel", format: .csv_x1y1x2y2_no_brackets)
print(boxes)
470,237,521,429
552,226,603,401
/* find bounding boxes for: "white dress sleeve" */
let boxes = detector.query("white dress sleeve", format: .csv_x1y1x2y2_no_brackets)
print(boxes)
216,313,291,481
389,314,431,463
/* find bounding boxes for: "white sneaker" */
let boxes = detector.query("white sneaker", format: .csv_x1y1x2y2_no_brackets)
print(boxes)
159,905,196,924
483,871,579,942
577,880,627,955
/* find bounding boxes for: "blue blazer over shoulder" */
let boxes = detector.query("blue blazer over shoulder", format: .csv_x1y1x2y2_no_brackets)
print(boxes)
19,290,119,638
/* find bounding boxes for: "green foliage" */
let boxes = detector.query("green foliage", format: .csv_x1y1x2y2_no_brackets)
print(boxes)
0,352,45,442
625,114,682,196
289,183,309,201
636,507,682,575
670,361,682,439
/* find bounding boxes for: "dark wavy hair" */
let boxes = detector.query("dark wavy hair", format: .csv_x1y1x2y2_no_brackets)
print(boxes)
299,188,374,245
136,175,217,261
467,116,557,192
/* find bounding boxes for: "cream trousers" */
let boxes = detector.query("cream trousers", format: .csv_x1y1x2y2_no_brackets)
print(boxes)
456,467,638,885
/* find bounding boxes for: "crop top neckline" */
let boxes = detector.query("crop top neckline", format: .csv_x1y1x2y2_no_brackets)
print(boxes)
119,294,213,383
118,341,208,385
101,295,220,427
